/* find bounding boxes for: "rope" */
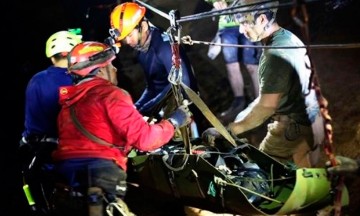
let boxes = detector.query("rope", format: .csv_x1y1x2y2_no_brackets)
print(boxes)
291,3,344,216
134,0,171,21
171,42,181,69
178,0,322,23
181,35,360,49
135,0,360,50
214,176,284,204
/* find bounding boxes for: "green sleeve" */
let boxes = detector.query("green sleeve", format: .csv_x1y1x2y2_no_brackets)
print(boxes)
259,50,293,94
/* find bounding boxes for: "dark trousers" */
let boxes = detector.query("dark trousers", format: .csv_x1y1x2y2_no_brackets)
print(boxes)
55,158,127,201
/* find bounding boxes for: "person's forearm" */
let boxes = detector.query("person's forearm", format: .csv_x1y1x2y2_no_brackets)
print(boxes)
228,103,275,135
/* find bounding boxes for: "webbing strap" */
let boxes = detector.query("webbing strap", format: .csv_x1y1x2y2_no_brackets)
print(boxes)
70,106,120,149
181,83,237,147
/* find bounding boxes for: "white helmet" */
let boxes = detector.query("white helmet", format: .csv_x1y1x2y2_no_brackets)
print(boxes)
45,30,82,58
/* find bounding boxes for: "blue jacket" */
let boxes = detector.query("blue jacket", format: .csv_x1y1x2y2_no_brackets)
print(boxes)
135,27,199,116
22,66,73,138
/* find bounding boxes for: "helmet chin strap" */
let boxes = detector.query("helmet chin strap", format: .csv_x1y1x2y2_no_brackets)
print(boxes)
134,20,151,51
135,25,143,50
104,66,117,85
254,14,276,41
105,67,111,80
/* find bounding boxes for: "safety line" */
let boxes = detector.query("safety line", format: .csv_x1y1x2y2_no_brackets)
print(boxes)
180,36,360,49
134,0,170,21
178,0,322,23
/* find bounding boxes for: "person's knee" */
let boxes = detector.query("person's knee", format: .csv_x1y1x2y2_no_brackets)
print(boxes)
88,187,104,216
293,142,312,168
88,187,103,204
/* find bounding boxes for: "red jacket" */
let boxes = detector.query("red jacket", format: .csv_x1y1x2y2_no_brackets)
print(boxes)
52,77,175,171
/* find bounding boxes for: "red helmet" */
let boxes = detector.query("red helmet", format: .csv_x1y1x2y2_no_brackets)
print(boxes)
68,41,116,77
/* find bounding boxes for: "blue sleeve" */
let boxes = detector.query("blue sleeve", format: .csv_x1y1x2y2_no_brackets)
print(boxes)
135,88,154,111
136,30,196,116
137,84,172,116
178,46,194,87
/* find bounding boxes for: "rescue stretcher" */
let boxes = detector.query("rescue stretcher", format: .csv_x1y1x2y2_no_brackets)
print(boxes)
128,138,349,215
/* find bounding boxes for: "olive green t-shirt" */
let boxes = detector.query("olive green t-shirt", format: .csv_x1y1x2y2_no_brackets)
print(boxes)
259,28,317,125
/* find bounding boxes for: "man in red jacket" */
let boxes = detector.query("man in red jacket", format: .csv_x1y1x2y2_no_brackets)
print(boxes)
52,41,191,215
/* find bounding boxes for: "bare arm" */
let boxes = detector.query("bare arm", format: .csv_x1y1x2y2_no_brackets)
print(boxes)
228,93,281,135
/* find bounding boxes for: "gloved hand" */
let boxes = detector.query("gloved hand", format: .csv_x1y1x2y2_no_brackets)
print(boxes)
326,156,360,176
201,127,222,146
167,105,192,129
143,116,157,125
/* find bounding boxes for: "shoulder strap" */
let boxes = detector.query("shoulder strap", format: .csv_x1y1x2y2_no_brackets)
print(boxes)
69,106,117,148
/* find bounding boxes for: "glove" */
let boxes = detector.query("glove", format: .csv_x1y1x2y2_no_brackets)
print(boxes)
167,105,192,129
326,156,360,176
201,127,222,146
143,116,157,125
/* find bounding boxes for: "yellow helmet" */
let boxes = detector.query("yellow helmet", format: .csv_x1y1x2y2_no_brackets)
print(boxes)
45,30,82,58
109,2,146,41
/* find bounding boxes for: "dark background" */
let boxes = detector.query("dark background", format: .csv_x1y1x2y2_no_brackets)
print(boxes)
3,0,360,215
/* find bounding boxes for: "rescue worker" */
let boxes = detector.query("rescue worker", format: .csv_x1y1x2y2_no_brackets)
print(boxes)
20,30,82,156
109,2,207,136
18,30,82,213
205,0,261,124
202,0,325,168
52,41,191,215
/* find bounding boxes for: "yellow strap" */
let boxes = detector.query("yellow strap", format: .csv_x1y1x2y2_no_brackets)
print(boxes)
180,83,236,147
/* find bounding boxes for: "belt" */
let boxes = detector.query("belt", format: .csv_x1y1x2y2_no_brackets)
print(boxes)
272,114,311,126
22,136,58,144
272,114,291,122
41,137,58,143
